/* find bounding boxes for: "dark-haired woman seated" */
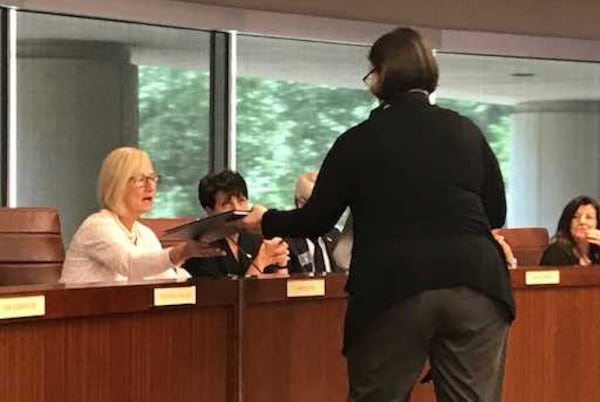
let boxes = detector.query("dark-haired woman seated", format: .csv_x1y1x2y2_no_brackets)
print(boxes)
540,195,600,266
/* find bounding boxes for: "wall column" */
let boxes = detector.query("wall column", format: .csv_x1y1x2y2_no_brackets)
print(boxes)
16,40,138,240
508,100,600,230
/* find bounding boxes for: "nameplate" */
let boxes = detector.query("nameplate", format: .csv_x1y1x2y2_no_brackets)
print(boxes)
286,279,325,298
153,286,196,306
525,270,560,286
0,295,45,320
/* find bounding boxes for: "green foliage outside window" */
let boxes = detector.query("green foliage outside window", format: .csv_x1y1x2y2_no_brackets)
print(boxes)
137,67,513,217
138,66,210,217
236,77,376,210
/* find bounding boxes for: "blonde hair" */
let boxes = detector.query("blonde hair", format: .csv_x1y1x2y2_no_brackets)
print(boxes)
295,172,318,203
97,147,154,216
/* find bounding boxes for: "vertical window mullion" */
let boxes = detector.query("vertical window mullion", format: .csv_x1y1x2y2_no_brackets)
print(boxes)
228,30,237,171
209,31,232,173
0,8,11,206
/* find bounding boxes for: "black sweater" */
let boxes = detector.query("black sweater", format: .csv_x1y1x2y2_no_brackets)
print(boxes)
262,92,515,351
183,232,269,278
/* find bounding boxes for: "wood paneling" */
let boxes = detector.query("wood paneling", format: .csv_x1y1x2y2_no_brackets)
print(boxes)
243,275,348,402
0,278,239,402
0,207,64,286
496,227,549,266
411,267,600,402
0,309,232,402
4,269,600,401
502,285,600,402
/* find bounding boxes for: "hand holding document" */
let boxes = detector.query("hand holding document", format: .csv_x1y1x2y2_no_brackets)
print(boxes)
168,239,226,266
182,240,226,258
235,204,267,234
163,210,249,242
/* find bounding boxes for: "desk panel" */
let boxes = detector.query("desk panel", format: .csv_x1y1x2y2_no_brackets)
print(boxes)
411,268,600,402
3,268,600,402
0,279,238,402
243,269,600,402
243,275,348,402
502,285,600,401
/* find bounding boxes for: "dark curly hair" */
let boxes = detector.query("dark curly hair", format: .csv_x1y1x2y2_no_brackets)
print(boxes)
197,170,248,210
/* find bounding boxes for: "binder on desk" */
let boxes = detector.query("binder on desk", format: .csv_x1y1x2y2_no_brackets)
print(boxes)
162,210,249,242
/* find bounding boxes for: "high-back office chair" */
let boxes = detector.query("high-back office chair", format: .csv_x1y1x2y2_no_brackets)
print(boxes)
495,227,550,266
0,207,65,285
139,217,194,248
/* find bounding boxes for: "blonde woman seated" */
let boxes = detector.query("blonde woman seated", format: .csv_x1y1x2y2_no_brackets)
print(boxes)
60,147,223,284
540,195,600,266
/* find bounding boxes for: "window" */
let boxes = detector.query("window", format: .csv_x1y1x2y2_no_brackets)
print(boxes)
16,12,210,239
435,52,600,229
236,35,376,210
12,11,600,236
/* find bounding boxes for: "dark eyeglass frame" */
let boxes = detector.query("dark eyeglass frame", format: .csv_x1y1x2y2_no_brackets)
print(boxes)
362,67,376,84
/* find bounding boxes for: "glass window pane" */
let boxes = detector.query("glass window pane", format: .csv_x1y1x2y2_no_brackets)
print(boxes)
236,35,600,234
436,52,600,230
16,12,210,239
236,35,376,210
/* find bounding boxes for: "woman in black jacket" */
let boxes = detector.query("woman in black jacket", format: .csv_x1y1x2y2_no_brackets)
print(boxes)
540,195,600,266
239,27,514,402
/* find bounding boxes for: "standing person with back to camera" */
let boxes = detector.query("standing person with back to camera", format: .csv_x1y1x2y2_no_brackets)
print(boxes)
237,27,515,402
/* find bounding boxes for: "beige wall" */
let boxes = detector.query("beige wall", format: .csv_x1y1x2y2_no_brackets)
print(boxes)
180,0,600,40
5,0,600,41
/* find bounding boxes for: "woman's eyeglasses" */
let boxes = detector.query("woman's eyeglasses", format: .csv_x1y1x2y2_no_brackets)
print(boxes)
130,175,160,188
362,68,376,84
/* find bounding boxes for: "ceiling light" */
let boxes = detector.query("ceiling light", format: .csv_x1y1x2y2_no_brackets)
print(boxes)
511,72,536,77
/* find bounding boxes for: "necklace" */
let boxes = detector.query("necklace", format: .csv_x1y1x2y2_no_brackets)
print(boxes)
108,210,138,245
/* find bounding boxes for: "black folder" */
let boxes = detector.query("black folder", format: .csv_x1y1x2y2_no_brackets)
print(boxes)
162,210,249,242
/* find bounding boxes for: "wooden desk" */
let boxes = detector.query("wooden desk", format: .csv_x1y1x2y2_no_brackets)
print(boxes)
411,267,600,402
3,268,600,402
242,269,600,402
503,268,600,402
0,279,239,402
242,274,348,402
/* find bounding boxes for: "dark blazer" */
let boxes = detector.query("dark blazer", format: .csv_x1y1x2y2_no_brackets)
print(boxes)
261,92,515,352
540,241,600,266
183,232,276,277
286,228,342,274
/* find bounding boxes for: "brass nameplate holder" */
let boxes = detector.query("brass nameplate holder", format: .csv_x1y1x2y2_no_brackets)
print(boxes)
154,286,196,306
525,270,560,285
286,279,325,298
0,295,46,320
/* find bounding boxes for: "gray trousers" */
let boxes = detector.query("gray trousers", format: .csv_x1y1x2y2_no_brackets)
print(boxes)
346,287,509,402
